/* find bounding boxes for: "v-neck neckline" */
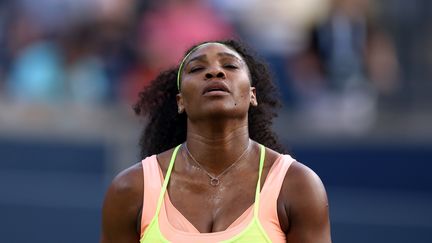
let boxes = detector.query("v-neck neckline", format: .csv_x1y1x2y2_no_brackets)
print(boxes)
155,153,283,234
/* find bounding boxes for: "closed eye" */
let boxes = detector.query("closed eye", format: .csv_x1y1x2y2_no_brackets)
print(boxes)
224,64,238,69
189,66,204,73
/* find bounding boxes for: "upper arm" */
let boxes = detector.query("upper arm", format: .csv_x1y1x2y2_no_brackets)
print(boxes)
283,161,331,243
100,164,143,243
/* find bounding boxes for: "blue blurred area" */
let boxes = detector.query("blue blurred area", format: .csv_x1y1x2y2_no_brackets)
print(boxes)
298,143,432,243
0,138,105,173
0,138,106,242
0,0,431,242
295,143,432,191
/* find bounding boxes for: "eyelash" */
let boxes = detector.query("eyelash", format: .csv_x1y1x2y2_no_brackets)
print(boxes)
189,64,238,73
189,67,204,73
224,64,238,69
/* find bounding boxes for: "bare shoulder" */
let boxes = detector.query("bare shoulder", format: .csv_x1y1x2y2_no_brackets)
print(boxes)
280,160,332,242
283,161,328,202
107,163,144,202
100,163,144,242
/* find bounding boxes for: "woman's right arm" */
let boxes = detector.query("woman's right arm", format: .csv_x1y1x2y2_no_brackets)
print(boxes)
100,164,143,243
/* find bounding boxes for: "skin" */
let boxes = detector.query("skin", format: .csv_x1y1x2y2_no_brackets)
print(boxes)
100,43,331,242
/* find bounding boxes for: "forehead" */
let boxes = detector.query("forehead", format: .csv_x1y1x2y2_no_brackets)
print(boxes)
185,43,243,63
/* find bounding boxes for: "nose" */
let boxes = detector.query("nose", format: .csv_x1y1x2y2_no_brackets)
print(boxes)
205,67,226,80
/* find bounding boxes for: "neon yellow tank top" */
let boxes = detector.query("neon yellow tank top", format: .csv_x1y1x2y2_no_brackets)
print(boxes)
140,144,272,243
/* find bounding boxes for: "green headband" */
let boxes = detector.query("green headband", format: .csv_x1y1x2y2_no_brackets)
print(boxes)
176,42,221,91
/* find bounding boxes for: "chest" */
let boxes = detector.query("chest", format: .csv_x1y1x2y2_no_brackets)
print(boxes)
166,169,260,233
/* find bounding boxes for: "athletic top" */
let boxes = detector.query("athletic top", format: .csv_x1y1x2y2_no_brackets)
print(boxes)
140,144,295,242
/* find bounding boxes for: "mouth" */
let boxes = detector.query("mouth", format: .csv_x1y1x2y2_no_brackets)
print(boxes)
202,83,230,95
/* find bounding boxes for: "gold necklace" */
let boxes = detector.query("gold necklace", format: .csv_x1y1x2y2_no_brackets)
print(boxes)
183,140,251,186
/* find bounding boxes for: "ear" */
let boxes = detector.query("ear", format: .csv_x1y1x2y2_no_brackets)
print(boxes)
176,93,185,114
250,87,258,106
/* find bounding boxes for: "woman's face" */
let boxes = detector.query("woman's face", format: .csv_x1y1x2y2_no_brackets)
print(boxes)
177,43,257,121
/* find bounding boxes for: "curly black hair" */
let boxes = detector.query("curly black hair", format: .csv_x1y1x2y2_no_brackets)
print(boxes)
134,39,285,158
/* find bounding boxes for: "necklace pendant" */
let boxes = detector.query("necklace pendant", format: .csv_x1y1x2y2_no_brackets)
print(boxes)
210,178,220,186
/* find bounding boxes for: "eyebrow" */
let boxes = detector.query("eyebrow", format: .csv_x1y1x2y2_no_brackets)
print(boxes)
186,52,243,66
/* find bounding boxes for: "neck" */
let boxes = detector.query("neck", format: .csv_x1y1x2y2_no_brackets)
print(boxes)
185,118,251,174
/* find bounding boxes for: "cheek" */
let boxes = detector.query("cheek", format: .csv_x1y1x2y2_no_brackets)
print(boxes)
236,74,252,96
180,79,200,101
239,86,250,98
234,82,252,106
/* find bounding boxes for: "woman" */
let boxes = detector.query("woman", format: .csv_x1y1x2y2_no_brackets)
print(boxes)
101,40,331,242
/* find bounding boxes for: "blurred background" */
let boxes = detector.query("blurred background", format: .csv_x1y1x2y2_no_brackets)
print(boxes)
0,0,431,242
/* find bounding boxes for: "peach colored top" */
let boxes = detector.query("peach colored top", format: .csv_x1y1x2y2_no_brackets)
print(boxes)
140,153,294,242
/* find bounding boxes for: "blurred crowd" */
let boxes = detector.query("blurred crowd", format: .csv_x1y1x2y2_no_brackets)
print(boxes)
0,0,430,132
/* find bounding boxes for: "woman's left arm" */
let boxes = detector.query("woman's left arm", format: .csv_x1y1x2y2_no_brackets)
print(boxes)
282,161,332,243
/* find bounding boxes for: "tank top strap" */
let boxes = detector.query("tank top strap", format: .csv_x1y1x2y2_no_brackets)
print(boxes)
256,154,296,241
141,154,163,235
253,144,265,216
154,144,182,216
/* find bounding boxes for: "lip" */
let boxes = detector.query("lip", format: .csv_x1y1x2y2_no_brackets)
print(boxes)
202,82,230,95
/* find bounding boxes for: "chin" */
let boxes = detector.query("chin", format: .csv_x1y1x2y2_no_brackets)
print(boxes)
199,104,248,120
